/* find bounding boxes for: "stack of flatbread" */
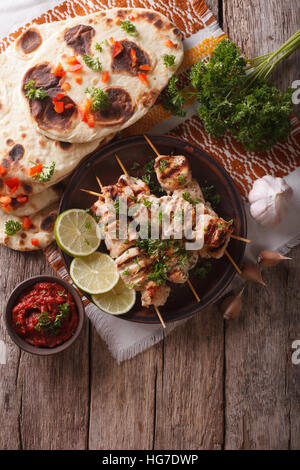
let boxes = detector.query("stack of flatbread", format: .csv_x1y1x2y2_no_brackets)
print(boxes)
0,8,183,251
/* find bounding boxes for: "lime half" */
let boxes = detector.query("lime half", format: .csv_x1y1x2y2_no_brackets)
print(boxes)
55,209,101,257
92,278,136,315
70,252,119,295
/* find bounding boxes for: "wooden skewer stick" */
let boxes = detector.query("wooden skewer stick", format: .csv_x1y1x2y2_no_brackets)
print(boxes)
231,234,251,243
143,135,250,258
143,135,202,303
96,176,103,191
225,249,242,275
144,134,160,156
154,305,166,329
112,154,166,328
187,279,201,302
115,153,129,177
80,188,102,197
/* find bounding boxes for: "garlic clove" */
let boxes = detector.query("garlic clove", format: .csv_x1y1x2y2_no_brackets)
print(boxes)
248,175,293,227
258,250,291,267
241,260,266,286
221,288,244,320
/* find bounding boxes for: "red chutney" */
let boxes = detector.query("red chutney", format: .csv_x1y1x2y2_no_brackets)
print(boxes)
12,282,78,348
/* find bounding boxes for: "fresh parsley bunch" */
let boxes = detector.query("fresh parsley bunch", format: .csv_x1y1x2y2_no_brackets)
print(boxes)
190,39,293,151
163,36,298,152
162,77,186,117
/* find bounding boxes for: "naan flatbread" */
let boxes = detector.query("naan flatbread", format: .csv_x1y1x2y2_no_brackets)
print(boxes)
0,33,114,197
0,203,58,251
0,182,63,217
21,8,184,143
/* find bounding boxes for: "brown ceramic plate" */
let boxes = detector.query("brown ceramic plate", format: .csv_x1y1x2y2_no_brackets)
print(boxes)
5,275,85,355
59,134,247,324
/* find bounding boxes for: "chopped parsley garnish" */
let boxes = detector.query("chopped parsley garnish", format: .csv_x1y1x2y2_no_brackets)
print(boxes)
143,198,152,208
24,80,47,100
5,220,22,236
34,303,70,334
58,290,67,297
122,268,130,276
162,76,186,117
120,20,137,36
182,192,202,205
163,54,176,67
85,87,111,111
135,238,188,286
177,175,186,184
95,40,109,52
191,261,212,280
114,200,120,217
147,259,167,286
83,54,102,71
141,159,165,195
134,257,141,272
201,185,221,208
131,162,141,170
32,161,56,183
85,222,92,230
159,159,168,173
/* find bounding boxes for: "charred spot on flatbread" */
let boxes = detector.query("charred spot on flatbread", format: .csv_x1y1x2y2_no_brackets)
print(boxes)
94,88,134,126
111,40,151,76
21,182,33,194
23,64,77,132
116,9,129,18
6,139,14,146
9,144,24,163
41,213,57,232
57,141,72,150
1,159,9,169
64,25,95,56
17,28,42,54
136,11,181,35
20,232,27,239
140,89,160,108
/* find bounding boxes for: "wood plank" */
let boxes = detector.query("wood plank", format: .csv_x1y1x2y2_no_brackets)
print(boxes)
284,247,300,450
88,328,159,450
206,0,220,23
223,0,300,116
223,0,300,449
0,246,90,450
154,306,224,450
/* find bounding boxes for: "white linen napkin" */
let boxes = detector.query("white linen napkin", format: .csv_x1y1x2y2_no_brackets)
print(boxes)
2,1,300,363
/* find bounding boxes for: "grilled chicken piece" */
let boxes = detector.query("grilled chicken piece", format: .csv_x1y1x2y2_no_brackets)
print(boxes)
173,179,204,203
116,247,154,289
160,194,196,239
154,155,192,192
102,174,150,207
141,281,171,307
196,215,233,259
165,246,199,283
103,223,135,258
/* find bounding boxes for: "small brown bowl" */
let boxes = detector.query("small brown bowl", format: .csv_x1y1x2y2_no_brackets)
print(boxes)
5,275,85,356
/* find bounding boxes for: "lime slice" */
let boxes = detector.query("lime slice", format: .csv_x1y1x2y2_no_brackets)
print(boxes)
70,252,119,294
55,209,101,257
92,278,136,315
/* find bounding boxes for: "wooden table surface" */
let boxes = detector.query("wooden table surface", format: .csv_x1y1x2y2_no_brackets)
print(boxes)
0,0,300,450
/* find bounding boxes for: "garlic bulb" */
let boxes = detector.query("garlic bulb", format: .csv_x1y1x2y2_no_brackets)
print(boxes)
248,175,293,226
